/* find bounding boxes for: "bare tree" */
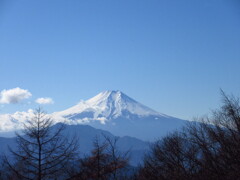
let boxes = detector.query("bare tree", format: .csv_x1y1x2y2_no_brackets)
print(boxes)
5,108,78,180
138,91,240,180
69,136,129,180
185,91,240,179
137,132,200,180
103,135,130,180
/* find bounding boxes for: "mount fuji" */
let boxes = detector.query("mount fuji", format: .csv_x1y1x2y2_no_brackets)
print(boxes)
0,91,189,165
0,90,187,141
53,90,187,141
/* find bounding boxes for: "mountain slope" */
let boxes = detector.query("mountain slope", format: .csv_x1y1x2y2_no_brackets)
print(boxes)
0,123,149,166
53,90,187,141
54,90,162,122
0,90,187,141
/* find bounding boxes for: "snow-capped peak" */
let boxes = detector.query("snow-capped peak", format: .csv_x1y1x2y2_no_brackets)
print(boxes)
0,91,184,139
86,90,123,106
55,90,162,121
87,90,160,117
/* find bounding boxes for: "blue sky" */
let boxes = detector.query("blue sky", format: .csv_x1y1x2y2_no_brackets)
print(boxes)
0,0,240,119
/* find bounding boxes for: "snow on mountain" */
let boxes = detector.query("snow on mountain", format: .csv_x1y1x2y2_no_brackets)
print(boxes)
0,90,187,140
52,90,187,141
53,90,167,124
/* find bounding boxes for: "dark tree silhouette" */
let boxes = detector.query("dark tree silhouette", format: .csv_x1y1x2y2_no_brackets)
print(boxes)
104,135,130,180
185,91,240,179
137,91,240,180
5,108,78,180
69,136,129,180
137,132,200,180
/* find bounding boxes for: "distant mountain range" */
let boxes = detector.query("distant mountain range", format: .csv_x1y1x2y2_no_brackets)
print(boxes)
0,90,190,166
0,123,149,166
0,90,187,141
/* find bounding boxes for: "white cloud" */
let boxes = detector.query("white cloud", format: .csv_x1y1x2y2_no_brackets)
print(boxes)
0,87,32,104
35,97,54,104
0,109,35,131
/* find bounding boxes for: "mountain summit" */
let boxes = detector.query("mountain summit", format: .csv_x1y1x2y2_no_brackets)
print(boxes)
0,90,187,141
53,90,186,140
85,90,161,117
55,90,163,123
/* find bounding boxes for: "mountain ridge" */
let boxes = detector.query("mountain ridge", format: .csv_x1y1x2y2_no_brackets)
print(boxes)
0,123,149,166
